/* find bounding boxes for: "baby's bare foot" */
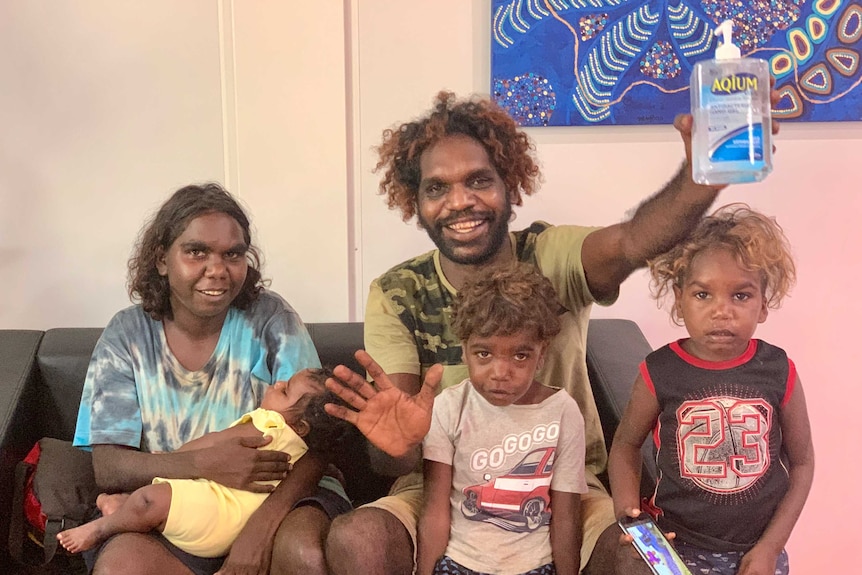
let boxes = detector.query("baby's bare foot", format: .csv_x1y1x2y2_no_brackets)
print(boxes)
57,521,106,554
96,493,129,516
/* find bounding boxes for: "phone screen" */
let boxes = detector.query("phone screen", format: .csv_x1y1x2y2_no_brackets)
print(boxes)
618,516,692,575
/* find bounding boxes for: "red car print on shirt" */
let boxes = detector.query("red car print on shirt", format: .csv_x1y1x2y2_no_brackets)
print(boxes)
461,447,555,532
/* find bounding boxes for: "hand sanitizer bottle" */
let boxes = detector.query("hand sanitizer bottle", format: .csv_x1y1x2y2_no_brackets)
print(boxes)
690,20,772,185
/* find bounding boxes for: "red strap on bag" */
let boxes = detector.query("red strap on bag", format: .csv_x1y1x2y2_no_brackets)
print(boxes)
22,441,47,534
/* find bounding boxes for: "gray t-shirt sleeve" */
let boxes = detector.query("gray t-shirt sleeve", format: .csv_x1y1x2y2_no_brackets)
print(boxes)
549,392,588,494
423,383,459,465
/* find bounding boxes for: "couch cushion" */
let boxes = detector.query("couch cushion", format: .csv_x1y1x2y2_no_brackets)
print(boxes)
305,322,365,376
36,329,103,443
586,318,656,491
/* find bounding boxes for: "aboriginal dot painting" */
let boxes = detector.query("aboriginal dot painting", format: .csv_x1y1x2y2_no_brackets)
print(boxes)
491,0,862,125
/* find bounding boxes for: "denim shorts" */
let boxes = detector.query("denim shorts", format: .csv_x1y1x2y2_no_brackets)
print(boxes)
675,541,789,575
433,556,556,575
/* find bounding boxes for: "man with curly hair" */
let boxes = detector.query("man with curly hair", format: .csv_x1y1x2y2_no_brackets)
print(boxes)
321,91,778,575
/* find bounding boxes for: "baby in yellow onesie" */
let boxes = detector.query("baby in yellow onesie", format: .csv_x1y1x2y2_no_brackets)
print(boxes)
56,368,351,557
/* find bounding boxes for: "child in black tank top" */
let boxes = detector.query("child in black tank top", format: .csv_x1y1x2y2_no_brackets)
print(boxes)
608,204,813,575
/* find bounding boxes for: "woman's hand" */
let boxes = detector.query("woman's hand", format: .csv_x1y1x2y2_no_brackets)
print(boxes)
195,435,290,492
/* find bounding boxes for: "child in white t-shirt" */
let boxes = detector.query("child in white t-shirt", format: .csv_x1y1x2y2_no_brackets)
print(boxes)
418,264,588,575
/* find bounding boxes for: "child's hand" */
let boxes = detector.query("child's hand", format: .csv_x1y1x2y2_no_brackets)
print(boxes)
616,509,676,560
617,508,644,552
736,543,780,575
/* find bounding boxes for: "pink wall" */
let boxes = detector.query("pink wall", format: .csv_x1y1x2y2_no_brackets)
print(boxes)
588,133,862,572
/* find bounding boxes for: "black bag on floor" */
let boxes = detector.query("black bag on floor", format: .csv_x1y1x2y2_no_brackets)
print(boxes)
8,437,98,569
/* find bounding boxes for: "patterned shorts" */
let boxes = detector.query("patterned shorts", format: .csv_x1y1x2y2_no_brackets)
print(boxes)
432,556,556,575
676,541,789,575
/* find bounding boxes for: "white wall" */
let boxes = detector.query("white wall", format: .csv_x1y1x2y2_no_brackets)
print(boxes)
230,0,351,320
1,1,859,571
0,0,350,327
0,0,226,327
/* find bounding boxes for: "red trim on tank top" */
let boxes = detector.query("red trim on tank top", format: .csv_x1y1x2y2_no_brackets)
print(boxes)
668,338,758,370
782,358,797,406
640,361,657,396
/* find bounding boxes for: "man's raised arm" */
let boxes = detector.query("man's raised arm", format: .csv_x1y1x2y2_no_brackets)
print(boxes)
580,114,726,301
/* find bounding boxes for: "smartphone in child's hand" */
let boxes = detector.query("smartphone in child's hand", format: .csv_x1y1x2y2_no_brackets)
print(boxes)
617,514,692,575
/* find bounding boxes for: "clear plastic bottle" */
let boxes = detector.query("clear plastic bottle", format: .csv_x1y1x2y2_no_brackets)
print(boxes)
690,20,772,185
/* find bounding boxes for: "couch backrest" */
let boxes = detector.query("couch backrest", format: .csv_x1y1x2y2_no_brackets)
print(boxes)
31,319,654,440
33,325,366,443
19,318,654,503
35,328,103,443
30,323,395,506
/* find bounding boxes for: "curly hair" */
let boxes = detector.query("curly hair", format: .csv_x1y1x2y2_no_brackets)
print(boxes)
127,182,265,321
301,368,358,459
649,203,796,325
453,263,562,344
375,91,541,221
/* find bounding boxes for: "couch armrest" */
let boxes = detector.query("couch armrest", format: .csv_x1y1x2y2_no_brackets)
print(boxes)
0,330,45,569
0,331,44,452
586,319,657,495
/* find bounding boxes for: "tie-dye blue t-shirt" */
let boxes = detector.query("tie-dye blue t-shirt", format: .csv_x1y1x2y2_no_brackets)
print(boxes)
73,290,321,453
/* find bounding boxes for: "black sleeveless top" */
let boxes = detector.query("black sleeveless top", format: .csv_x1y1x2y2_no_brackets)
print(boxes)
642,339,794,551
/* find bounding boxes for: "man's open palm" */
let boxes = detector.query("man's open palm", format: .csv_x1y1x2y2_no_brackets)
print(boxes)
324,350,442,458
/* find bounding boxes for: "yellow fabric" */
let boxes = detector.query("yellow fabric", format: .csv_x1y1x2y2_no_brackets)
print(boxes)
153,408,307,557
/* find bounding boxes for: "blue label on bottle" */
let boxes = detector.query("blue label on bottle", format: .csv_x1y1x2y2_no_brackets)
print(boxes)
711,124,764,162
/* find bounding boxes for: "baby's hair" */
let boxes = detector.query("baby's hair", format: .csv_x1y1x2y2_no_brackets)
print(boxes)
649,203,796,325
302,367,335,388
453,263,562,343
301,368,356,458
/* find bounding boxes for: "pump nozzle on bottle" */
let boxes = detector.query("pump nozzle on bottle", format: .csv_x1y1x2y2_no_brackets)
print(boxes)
714,20,741,59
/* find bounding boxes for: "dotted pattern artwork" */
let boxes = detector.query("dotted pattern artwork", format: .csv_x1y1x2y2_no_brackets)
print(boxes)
491,0,862,124
493,74,557,126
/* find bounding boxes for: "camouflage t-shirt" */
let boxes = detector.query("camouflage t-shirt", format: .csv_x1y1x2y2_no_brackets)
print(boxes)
365,222,614,478
73,290,321,453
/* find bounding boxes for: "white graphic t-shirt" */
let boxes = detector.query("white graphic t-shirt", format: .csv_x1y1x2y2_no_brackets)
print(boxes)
423,380,588,575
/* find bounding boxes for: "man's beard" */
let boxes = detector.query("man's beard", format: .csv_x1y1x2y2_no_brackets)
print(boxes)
418,202,512,265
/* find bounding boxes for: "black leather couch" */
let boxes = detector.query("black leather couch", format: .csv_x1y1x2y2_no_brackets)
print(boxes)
0,319,654,573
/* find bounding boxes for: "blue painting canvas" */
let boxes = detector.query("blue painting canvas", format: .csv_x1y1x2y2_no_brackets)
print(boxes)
491,0,862,125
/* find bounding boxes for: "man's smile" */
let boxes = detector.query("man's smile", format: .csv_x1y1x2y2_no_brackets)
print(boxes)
439,212,493,241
